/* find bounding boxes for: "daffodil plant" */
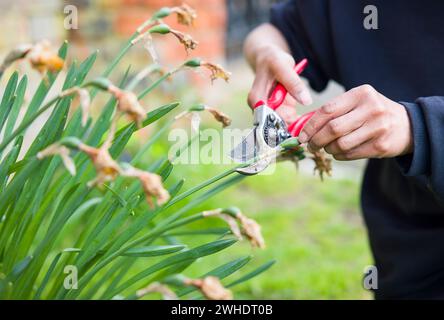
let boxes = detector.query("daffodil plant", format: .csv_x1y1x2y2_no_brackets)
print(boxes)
0,4,275,300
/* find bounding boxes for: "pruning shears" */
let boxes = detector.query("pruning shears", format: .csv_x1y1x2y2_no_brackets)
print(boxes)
230,58,314,175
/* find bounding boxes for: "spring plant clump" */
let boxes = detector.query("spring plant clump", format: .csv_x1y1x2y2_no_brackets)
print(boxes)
0,4,276,300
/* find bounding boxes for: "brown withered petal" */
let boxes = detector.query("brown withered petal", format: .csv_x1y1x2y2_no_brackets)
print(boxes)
200,61,231,83
79,143,121,187
26,40,64,74
204,106,232,127
184,276,233,300
108,85,146,128
203,209,243,240
237,212,266,249
171,4,197,26
122,166,170,207
37,143,76,176
136,282,178,300
170,29,198,52
310,150,332,181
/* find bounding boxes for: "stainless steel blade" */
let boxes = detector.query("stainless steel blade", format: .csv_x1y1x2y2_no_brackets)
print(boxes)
235,158,271,176
228,127,258,163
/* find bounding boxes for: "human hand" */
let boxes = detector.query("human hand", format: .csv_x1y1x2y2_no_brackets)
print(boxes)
298,85,413,160
247,45,312,123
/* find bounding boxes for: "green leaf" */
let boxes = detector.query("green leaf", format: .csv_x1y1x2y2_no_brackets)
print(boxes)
100,239,237,299
227,260,276,288
0,71,18,133
122,245,186,257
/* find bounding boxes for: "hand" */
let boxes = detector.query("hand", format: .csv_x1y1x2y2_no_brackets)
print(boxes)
298,85,413,160
247,45,312,123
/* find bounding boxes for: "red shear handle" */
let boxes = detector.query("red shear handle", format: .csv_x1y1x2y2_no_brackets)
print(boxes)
254,58,308,110
288,111,315,137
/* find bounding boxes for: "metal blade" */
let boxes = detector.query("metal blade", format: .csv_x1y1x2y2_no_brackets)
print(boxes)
228,127,258,163
236,158,271,176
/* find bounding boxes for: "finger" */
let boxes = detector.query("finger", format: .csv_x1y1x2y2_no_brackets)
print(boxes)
333,140,377,161
299,88,362,143
276,95,299,124
308,105,372,151
270,60,312,106
247,73,273,108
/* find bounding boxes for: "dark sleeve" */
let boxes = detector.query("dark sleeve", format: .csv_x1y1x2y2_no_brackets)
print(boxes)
270,0,336,92
397,97,444,200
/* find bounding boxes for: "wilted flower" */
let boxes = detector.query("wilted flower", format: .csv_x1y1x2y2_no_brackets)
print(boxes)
26,40,64,74
203,208,265,249
310,150,332,181
0,40,64,77
236,212,265,249
61,87,91,126
203,209,242,240
78,132,121,188
136,282,177,300
122,165,170,207
184,276,233,300
201,61,231,83
0,44,32,76
204,106,231,127
169,29,198,52
37,143,76,176
131,32,159,63
171,3,197,26
108,85,146,128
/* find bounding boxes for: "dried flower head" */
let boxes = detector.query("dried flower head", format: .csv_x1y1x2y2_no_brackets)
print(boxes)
170,29,198,52
236,212,265,249
203,208,265,249
26,40,64,74
184,276,233,300
0,40,64,77
37,143,76,176
62,87,91,126
171,3,197,26
203,209,242,240
310,150,332,181
122,165,170,207
204,106,231,127
108,85,146,128
78,131,121,188
199,61,231,83
136,282,177,300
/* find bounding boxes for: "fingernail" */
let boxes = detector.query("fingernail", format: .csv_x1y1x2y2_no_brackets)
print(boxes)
298,131,308,143
298,90,313,106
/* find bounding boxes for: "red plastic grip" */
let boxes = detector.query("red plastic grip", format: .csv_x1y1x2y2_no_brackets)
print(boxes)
288,111,315,137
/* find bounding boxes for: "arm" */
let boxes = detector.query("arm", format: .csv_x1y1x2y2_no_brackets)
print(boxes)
298,88,444,200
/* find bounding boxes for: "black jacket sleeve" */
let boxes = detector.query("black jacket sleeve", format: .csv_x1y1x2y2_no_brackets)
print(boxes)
397,97,444,201
269,0,336,92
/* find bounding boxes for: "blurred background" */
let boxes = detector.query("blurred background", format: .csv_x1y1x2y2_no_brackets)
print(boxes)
0,0,371,299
